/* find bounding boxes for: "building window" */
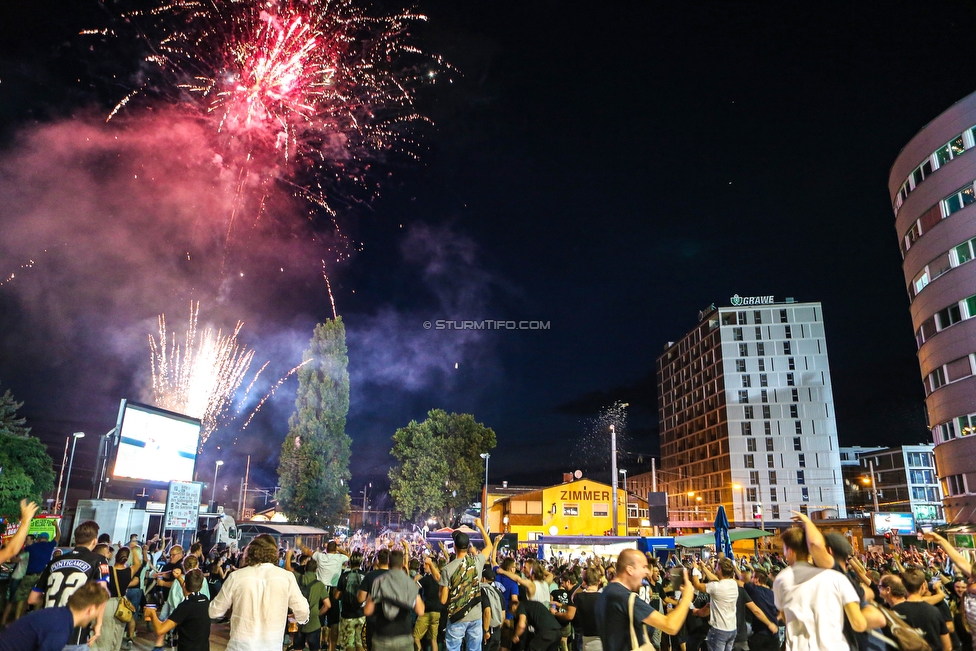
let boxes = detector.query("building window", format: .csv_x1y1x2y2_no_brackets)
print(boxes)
744,406,754,419
790,404,799,418
764,421,772,435
907,452,932,467
754,311,763,324
780,309,788,323
747,438,757,452
747,488,758,501
785,325,792,339
738,311,747,324
758,359,766,372
788,357,796,370
765,438,774,452
761,390,768,403
791,388,799,402
755,327,763,340
768,471,777,485
797,470,805,484
745,454,755,468
910,469,936,484
942,182,976,217
762,405,771,419
786,373,794,386
757,342,765,356
793,437,802,451
769,487,777,502
739,343,749,357
733,327,743,341
771,505,780,519
592,503,609,517
760,374,768,387
947,474,966,496
741,422,752,436
736,359,746,372
936,304,963,330
738,390,749,404
783,341,792,355
750,471,760,485
801,487,809,501
794,420,803,434
767,454,775,468
798,453,806,468
563,504,579,516
742,375,752,388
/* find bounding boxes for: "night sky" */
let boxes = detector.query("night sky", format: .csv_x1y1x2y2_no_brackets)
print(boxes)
1,1,973,510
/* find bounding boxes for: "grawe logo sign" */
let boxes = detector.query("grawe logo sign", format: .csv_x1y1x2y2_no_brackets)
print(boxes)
730,294,775,306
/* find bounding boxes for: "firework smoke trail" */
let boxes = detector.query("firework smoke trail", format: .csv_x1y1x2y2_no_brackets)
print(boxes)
240,358,312,431
150,301,260,445
99,0,445,226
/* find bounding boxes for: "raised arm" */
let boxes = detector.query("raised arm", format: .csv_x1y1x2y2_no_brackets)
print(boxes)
0,501,38,564
924,532,972,576
792,511,833,569
646,569,695,636
475,519,494,559
497,567,537,598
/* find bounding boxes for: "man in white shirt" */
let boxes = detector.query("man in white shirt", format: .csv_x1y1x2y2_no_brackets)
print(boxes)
773,527,866,651
691,558,739,651
209,534,310,651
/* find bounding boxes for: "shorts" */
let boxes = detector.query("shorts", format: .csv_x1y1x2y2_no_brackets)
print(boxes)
14,574,40,602
414,611,441,640
340,616,366,651
327,601,341,626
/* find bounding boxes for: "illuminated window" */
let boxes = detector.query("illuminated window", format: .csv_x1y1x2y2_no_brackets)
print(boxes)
747,439,757,452
563,504,579,516
765,438,774,452
592,503,609,517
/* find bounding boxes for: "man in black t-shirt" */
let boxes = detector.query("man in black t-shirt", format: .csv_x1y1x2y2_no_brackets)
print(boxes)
415,557,443,651
358,549,391,651
514,601,562,651
364,550,422,651
28,520,108,646
595,550,695,651
891,569,951,651
147,569,211,651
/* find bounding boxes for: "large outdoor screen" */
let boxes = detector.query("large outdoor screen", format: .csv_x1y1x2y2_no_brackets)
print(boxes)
112,400,201,483
872,511,916,535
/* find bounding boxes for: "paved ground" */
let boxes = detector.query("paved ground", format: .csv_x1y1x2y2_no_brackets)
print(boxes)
129,618,233,650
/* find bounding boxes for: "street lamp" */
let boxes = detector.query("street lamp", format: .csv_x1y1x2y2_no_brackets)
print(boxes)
480,453,491,532
61,432,85,517
212,460,224,504
610,424,618,535
620,469,628,534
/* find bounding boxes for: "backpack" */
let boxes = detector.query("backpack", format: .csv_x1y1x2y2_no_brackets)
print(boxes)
447,555,482,623
482,584,504,628
870,606,932,651
342,570,364,611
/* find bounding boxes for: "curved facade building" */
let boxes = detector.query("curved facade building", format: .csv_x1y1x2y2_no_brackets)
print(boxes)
890,91,976,524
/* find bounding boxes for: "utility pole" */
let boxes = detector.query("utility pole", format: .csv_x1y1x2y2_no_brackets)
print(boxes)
610,424,618,535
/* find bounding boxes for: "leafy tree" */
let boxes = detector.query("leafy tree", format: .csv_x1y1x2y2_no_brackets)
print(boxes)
0,387,55,516
389,409,496,522
276,319,352,530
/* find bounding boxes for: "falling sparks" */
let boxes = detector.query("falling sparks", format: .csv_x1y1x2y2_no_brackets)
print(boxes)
240,358,311,430
322,259,337,319
149,301,260,445
100,0,446,218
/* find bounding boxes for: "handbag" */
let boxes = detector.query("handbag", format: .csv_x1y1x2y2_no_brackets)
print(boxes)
627,592,655,651
112,567,137,623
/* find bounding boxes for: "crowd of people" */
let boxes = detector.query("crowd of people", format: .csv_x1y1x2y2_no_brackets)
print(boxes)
0,505,974,651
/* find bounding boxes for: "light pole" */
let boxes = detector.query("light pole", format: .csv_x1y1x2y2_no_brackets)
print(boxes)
610,424,618,535
54,436,71,516
619,469,628,534
687,491,695,520
868,459,880,513
732,483,743,525
61,432,85,517
212,460,224,504
480,453,491,532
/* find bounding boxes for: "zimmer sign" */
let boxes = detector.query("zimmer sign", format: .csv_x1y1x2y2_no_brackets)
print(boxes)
730,294,775,306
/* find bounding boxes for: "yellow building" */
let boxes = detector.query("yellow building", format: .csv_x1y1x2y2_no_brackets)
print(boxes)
487,478,627,540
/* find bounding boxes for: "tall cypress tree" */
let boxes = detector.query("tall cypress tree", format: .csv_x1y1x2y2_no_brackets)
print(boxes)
277,319,351,529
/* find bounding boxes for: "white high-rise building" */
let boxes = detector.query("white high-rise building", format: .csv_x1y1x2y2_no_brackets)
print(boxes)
658,297,847,527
